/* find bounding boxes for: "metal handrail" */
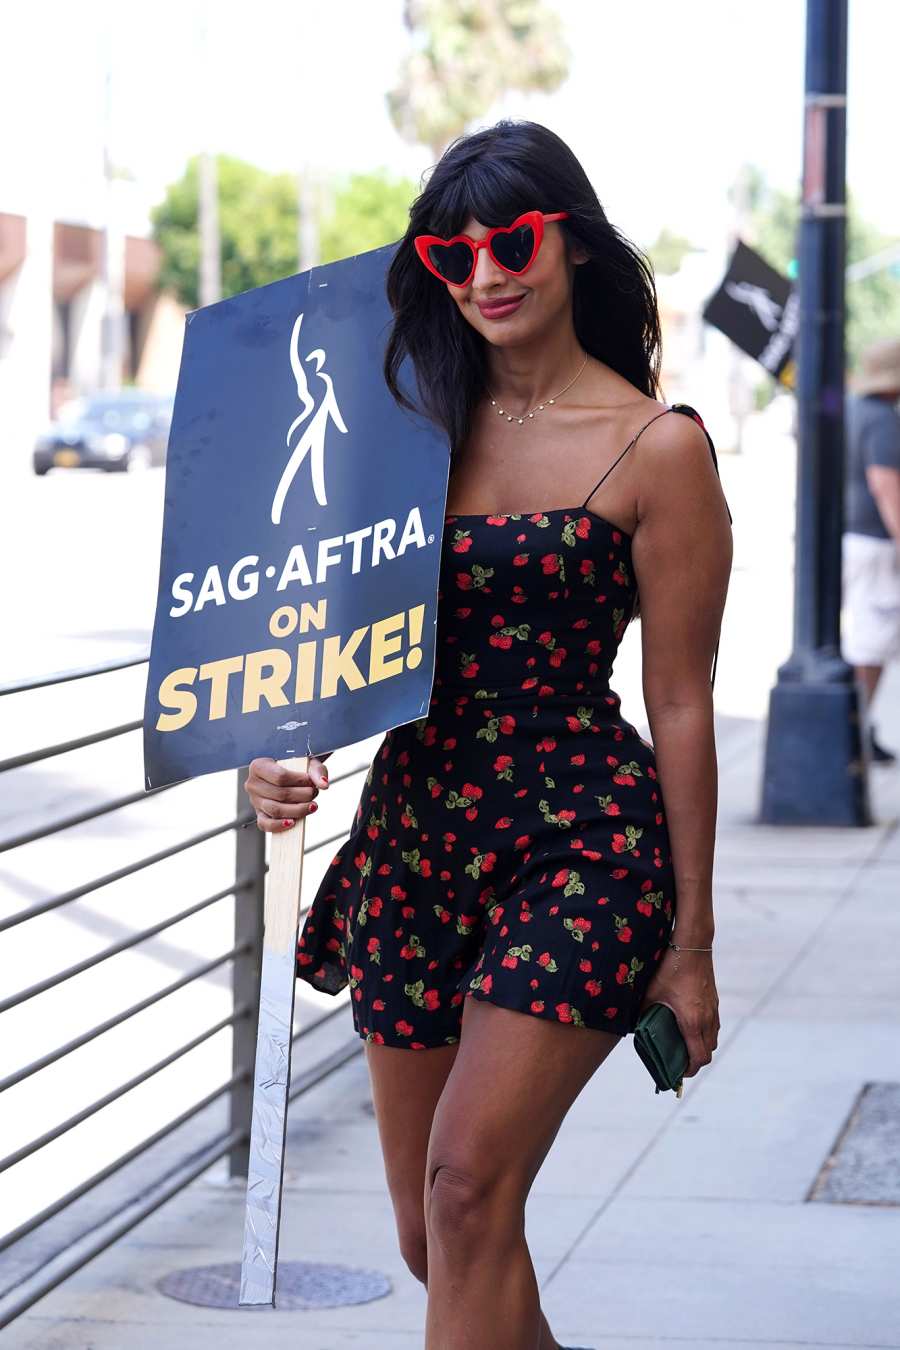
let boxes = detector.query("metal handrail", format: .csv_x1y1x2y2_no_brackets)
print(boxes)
0,782,175,854
0,1008,250,1176
0,1124,247,1330
0,880,251,1015
0,1010,369,1331
0,1068,250,1254
0,815,254,934
0,651,370,1330
0,718,142,774
293,995,353,1041
0,945,249,1094
0,650,150,696
0,820,347,941
289,1037,364,1102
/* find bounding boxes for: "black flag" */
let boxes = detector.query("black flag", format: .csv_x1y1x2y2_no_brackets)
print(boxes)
703,240,797,387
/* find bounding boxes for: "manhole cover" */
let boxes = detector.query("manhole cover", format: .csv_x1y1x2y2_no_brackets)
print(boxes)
810,1082,900,1205
157,1260,392,1309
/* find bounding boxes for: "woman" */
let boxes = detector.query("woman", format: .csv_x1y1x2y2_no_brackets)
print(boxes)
244,120,733,1350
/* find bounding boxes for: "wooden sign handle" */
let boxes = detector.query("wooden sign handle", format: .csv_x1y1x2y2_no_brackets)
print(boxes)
266,755,309,946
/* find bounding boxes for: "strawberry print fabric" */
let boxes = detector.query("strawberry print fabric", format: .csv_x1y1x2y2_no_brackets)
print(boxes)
296,406,713,1047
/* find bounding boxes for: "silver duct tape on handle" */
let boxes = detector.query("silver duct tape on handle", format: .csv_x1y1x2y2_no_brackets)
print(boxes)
239,757,308,1307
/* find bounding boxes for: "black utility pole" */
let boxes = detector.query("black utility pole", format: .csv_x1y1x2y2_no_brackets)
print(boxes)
760,0,871,825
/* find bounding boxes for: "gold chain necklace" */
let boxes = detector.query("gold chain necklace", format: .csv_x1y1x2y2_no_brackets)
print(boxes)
488,353,588,425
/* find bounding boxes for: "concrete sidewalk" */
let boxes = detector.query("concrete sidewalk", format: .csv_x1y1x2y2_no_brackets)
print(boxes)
6,665,900,1350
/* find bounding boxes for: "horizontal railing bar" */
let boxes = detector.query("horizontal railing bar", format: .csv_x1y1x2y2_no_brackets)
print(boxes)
235,822,347,865
0,651,149,697
0,1035,362,1301
0,1008,250,1176
0,1068,250,1254
0,783,176,855
0,719,142,774
289,1036,364,1102
298,825,351,860
0,814,254,935
293,994,352,1040
0,880,250,1015
0,1123,244,1330
0,943,252,1095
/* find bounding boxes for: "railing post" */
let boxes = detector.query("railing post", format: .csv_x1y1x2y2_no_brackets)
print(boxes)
229,768,265,1178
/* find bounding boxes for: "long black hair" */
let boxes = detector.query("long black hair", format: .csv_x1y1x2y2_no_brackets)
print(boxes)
384,119,662,459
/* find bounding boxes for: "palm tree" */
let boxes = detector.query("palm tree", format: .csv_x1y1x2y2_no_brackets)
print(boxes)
387,0,569,159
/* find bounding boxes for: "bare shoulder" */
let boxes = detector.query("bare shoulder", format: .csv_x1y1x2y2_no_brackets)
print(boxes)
634,405,732,535
640,403,715,468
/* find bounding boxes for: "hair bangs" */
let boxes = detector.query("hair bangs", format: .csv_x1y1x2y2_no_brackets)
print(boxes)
427,156,556,238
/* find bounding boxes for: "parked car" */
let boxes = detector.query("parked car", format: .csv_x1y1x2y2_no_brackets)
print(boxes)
33,390,174,475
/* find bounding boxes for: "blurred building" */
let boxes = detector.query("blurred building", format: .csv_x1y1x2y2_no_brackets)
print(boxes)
657,247,759,453
0,211,185,465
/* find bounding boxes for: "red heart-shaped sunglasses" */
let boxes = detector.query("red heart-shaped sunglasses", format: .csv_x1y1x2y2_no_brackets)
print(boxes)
414,210,570,288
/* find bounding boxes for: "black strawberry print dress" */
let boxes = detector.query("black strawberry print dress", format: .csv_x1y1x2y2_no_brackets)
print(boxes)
296,404,722,1048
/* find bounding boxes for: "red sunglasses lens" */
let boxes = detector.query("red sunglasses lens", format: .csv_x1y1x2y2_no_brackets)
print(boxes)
489,222,537,273
426,240,475,285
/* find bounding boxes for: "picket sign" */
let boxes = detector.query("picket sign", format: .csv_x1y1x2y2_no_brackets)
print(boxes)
238,756,309,1308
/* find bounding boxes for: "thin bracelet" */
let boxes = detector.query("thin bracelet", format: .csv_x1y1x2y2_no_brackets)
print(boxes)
668,941,713,952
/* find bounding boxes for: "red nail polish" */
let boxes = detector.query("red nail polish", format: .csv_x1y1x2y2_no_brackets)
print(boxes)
282,819,293,828
309,801,318,813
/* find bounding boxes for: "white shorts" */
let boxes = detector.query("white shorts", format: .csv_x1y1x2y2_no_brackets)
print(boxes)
841,531,900,666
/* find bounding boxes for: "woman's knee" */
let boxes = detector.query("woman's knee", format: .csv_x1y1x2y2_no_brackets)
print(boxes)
425,1160,521,1255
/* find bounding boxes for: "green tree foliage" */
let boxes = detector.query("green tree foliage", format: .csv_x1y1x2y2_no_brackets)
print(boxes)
151,154,299,308
646,227,697,276
743,165,900,372
318,172,419,265
152,159,419,305
388,0,570,157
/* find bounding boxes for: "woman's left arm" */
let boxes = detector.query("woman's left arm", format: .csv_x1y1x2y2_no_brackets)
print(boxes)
630,410,734,1076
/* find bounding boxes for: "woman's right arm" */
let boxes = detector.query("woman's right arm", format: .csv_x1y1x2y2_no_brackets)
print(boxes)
244,755,331,832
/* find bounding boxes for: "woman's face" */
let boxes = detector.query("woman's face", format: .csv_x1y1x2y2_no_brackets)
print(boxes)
446,215,584,348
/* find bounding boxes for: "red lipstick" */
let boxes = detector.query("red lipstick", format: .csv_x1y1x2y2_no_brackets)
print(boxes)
476,294,526,320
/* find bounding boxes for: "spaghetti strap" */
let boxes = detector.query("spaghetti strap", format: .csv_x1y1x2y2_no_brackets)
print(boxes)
580,407,676,509
580,401,733,695
669,402,734,525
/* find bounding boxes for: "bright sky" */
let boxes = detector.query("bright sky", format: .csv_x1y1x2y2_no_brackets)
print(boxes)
3,0,897,250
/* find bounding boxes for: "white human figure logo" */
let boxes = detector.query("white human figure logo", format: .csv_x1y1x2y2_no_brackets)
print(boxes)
271,311,349,525
724,281,783,332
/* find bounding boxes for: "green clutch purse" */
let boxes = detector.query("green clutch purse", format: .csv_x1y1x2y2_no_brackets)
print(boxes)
633,1002,689,1097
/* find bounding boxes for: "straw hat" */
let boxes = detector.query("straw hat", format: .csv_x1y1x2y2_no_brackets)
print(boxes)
854,337,900,396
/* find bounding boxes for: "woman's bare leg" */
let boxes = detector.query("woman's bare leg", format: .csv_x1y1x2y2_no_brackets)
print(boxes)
855,663,883,705
365,1040,458,1284
423,996,621,1350
365,1037,567,1350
